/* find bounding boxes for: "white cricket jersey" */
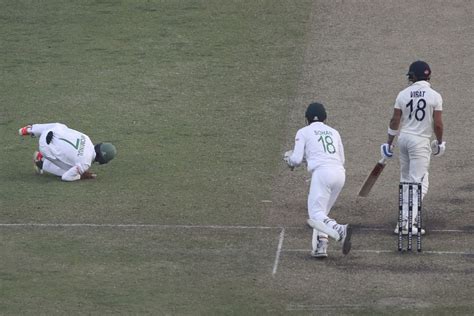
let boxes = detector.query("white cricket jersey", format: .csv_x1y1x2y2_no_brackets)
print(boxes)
32,123,96,181
394,81,442,138
289,122,345,173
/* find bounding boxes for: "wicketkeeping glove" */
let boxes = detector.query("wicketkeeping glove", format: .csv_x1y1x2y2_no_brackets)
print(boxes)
431,140,446,157
283,150,295,170
380,143,394,160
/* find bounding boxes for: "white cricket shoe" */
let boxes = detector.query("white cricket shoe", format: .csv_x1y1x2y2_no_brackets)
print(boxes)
338,224,352,255
394,223,425,235
311,238,328,259
33,151,44,175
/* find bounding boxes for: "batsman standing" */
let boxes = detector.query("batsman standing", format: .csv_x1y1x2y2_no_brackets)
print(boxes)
380,60,445,234
19,123,116,181
284,102,352,258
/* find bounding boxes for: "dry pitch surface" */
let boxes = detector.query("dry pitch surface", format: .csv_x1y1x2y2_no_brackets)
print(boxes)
264,0,473,313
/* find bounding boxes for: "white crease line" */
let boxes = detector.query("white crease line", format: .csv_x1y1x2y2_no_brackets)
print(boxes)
356,249,474,255
0,223,280,230
358,228,470,233
272,228,285,276
287,304,366,311
0,223,471,233
285,249,473,255
423,251,474,255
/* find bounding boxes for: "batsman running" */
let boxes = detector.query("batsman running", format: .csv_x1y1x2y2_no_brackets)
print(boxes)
380,60,445,235
283,102,352,258
19,123,116,181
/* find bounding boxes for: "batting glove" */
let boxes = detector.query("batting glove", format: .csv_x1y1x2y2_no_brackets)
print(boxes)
380,143,394,160
431,140,446,157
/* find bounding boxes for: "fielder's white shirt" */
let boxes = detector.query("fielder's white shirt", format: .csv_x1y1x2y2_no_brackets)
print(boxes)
394,81,443,138
289,122,345,173
31,123,96,181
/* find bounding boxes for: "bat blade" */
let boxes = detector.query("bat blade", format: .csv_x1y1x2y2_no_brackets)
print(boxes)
358,158,387,197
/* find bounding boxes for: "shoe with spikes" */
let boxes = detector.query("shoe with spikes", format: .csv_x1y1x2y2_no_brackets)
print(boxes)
337,224,352,255
33,151,44,174
311,237,328,259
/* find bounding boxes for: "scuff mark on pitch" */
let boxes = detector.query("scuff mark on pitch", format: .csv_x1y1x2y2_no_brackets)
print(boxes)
458,184,474,192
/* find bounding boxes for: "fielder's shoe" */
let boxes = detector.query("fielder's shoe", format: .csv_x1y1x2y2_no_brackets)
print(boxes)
394,223,425,235
19,125,32,136
33,151,44,175
337,224,352,255
311,237,328,259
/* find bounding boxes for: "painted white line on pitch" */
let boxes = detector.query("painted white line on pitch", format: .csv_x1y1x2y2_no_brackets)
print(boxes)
272,228,285,276
0,223,471,234
294,227,472,233
0,223,281,230
423,251,474,255
287,303,365,311
360,228,470,233
358,228,470,233
284,249,473,255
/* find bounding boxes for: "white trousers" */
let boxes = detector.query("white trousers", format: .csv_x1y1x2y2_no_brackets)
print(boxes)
43,159,68,176
398,133,431,222
308,167,345,238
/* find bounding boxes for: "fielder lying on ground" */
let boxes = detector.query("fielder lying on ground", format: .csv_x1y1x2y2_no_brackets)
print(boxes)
19,123,116,182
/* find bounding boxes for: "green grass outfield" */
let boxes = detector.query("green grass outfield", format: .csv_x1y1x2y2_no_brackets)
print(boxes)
1,0,312,314
2,0,310,224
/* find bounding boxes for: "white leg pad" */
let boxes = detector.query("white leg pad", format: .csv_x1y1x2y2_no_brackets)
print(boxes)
307,219,340,240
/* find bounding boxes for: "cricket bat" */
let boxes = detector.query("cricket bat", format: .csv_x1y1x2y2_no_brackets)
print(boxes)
358,158,387,197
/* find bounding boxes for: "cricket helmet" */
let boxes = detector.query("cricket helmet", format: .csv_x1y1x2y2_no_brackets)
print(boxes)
305,102,327,123
407,60,431,81
94,142,116,164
